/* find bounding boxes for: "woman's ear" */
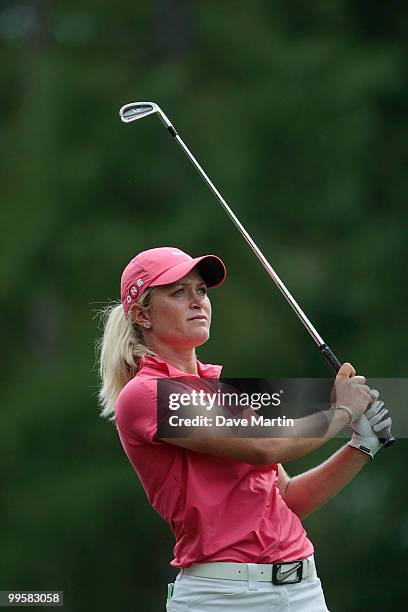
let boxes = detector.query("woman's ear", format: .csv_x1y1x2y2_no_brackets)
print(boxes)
131,306,151,328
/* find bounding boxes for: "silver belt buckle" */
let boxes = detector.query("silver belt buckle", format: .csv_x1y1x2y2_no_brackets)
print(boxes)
272,560,303,585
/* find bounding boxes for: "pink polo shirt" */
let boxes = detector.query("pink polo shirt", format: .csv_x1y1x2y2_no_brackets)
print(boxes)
115,354,313,567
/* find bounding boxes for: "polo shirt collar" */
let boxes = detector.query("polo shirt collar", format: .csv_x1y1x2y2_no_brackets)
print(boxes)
140,354,222,379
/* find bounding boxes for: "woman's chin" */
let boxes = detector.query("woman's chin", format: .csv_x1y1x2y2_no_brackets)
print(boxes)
194,336,209,348
188,330,210,348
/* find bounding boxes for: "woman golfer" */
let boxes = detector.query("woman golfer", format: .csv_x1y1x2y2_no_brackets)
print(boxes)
98,246,391,611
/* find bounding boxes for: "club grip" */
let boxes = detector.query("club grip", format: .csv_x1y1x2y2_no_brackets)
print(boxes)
319,344,395,447
320,344,342,373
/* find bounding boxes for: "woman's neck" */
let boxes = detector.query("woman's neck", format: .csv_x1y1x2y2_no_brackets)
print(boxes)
147,338,198,375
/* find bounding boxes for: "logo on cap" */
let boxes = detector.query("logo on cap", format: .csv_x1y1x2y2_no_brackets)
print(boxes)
130,285,139,297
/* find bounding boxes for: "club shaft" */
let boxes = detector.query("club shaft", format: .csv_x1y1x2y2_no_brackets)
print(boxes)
174,134,325,348
171,129,395,446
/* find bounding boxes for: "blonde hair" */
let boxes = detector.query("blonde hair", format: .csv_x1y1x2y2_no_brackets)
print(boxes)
96,288,156,421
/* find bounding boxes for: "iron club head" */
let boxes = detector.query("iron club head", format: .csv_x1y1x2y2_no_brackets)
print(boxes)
119,101,175,134
119,102,159,123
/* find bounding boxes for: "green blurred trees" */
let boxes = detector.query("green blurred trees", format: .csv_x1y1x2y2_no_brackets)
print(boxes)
1,1,407,610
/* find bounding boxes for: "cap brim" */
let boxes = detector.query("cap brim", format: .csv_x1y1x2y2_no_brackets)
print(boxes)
150,255,226,288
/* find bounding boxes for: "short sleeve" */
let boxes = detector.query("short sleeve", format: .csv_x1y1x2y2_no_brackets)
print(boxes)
115,379,160,445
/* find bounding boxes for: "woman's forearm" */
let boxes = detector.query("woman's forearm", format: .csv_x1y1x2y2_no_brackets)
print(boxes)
282,444,370,519
259,408,351,464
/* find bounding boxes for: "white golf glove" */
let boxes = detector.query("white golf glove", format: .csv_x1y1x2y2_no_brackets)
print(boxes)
347,389,393,459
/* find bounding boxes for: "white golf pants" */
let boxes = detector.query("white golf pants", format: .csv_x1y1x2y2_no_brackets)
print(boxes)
166,563,330,611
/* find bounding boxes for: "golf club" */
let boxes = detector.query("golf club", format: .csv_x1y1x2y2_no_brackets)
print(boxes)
118,100,395,447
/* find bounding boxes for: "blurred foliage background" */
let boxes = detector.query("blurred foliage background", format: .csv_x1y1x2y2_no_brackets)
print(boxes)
1,1,407,610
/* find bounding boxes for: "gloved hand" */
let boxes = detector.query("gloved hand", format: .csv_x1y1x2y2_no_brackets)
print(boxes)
347,389,393,459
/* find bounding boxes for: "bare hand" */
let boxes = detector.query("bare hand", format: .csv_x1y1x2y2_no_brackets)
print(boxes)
331,362,372,421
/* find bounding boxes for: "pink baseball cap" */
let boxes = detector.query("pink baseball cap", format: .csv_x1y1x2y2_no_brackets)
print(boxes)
121,247,227,316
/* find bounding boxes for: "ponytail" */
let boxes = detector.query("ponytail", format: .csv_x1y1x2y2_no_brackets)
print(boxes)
96,289,155,420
